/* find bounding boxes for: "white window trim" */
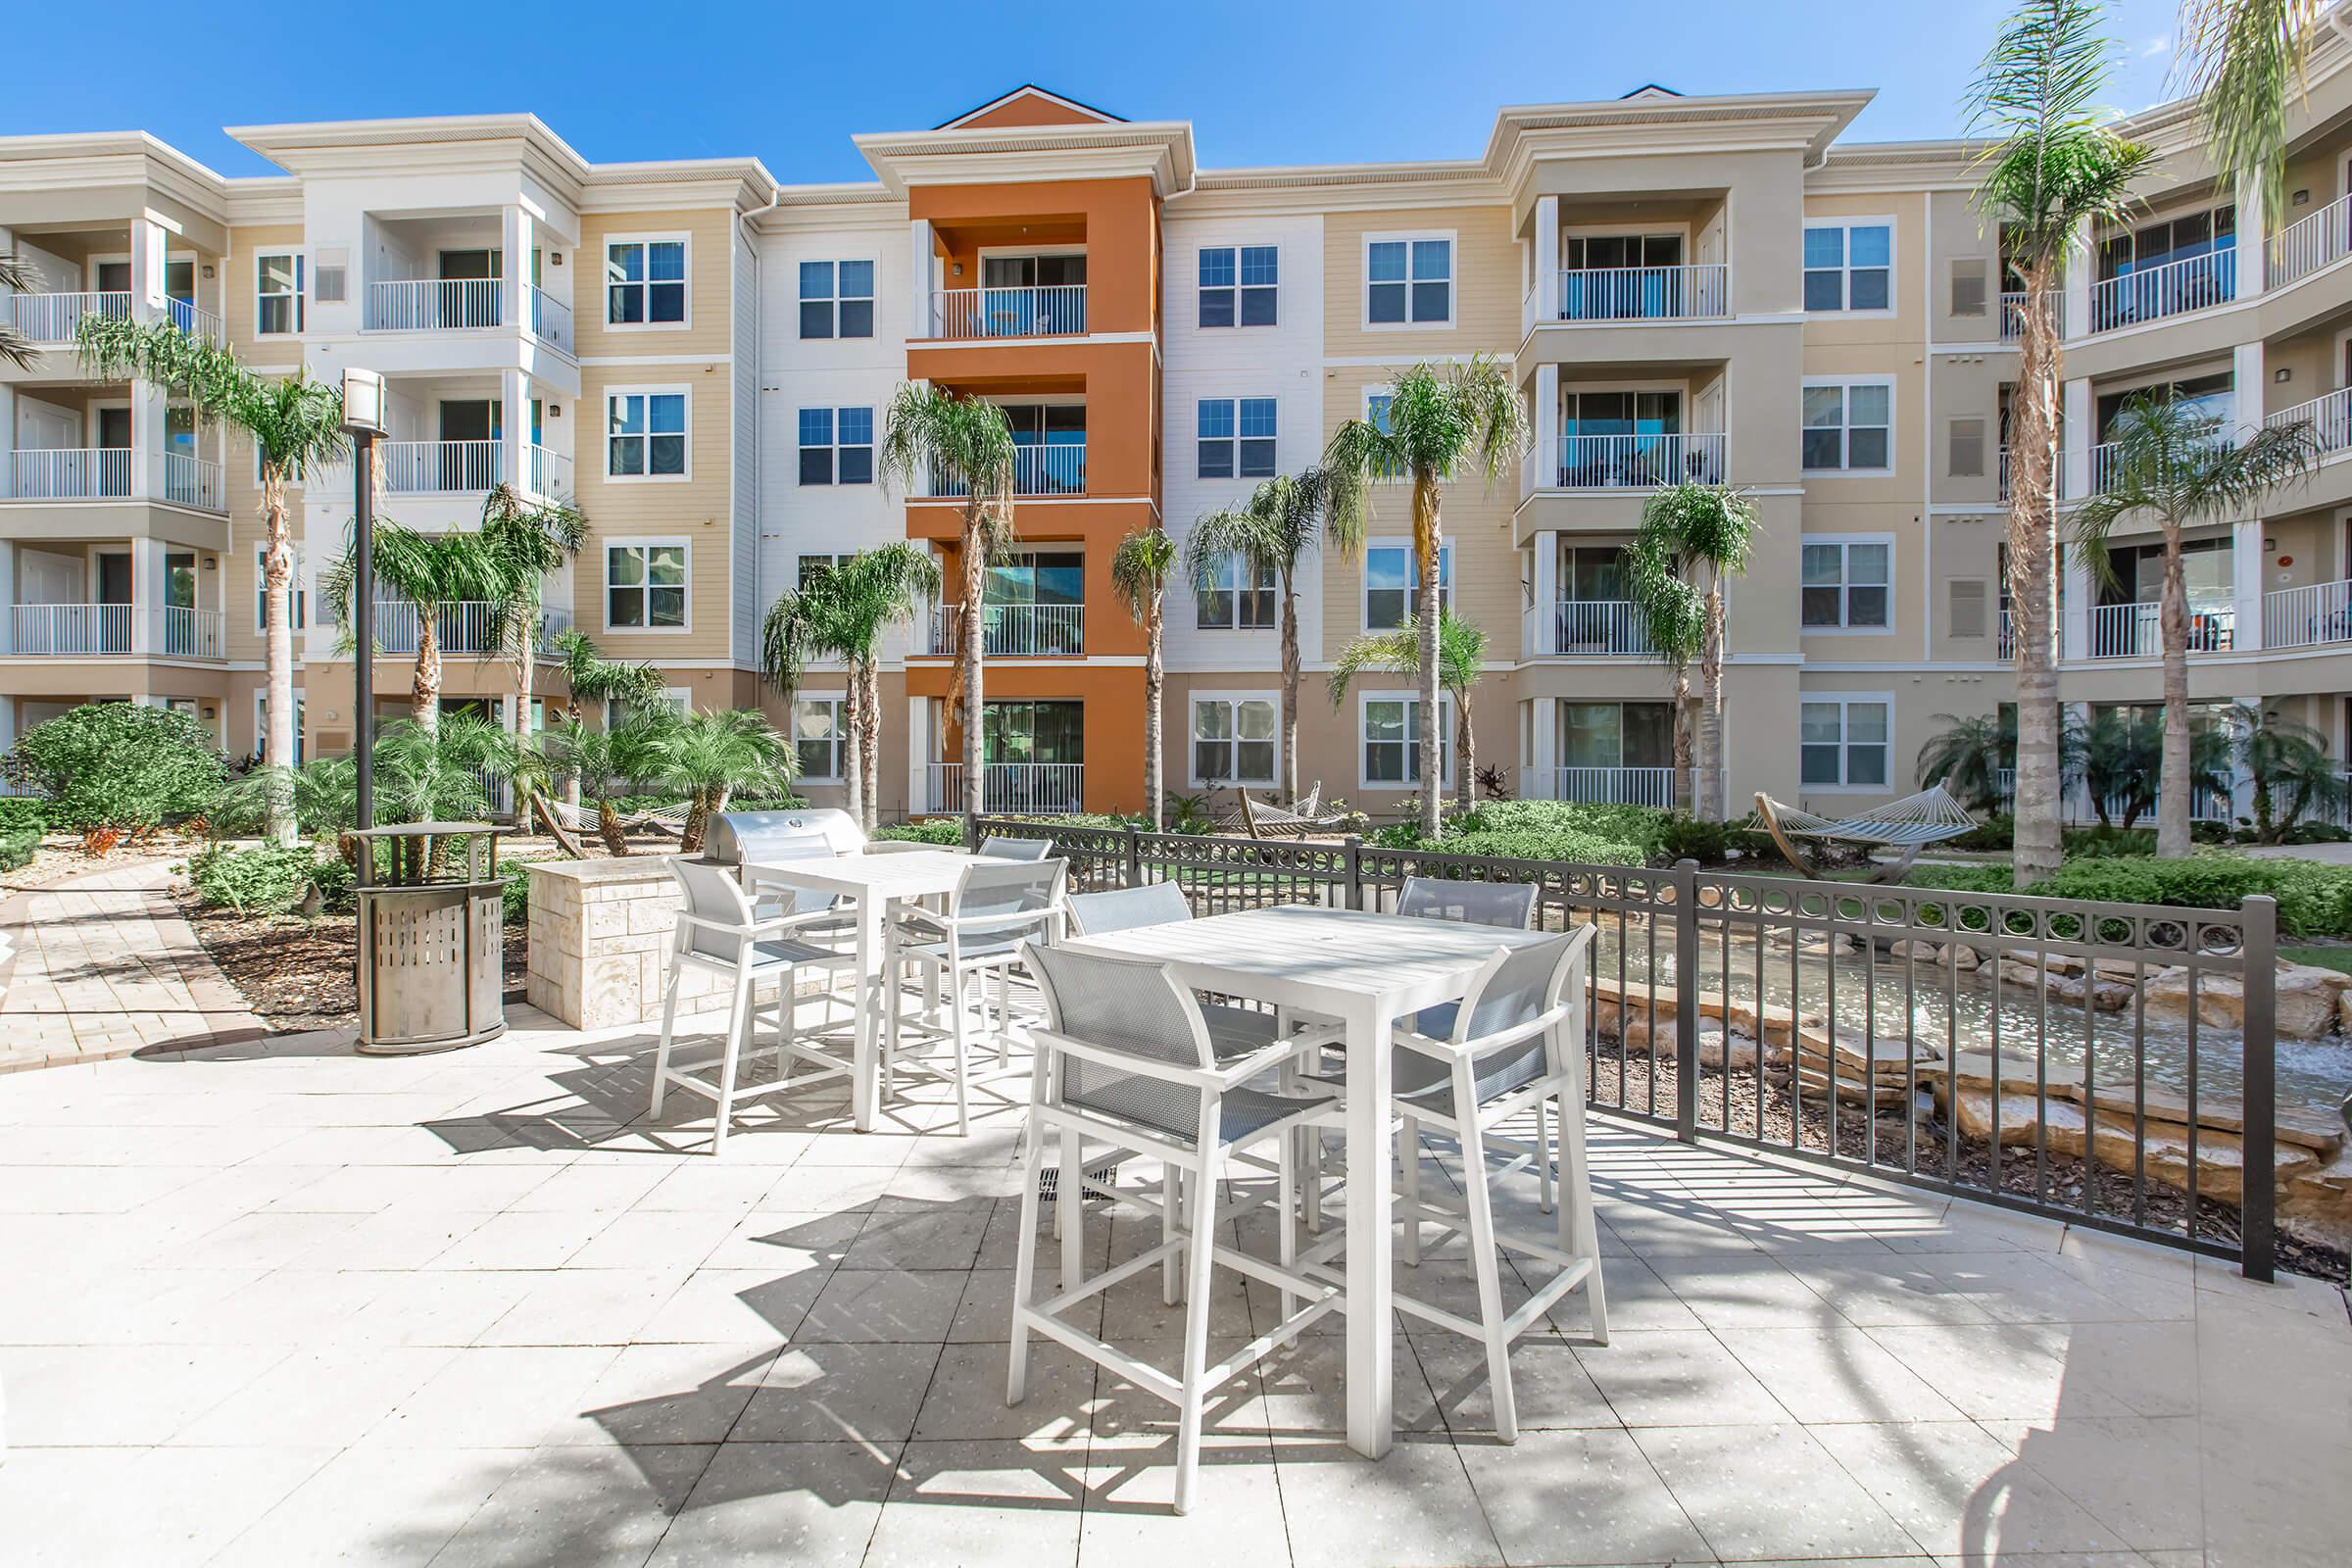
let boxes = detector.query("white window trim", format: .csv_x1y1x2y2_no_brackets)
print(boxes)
1800,374,1897,477
1361,230,1456,331
797,255,877,341
602,535,693,635
1357,688,1455,792
602,232,693,333
797,406,875,486
1193,551,1278,631
1188,690,1282,788
1801,216,1897,318
1799,690,1895,794
603,384,693,484
1360,535,1454,633
254,248,305,337
1197,242,1280,329
792,693,849,783
1799,532,1896,637
1195,394,1280,482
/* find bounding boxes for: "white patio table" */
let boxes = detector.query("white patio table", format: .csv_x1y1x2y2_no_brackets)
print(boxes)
739,847,1013,1132
1058,902,1555,1459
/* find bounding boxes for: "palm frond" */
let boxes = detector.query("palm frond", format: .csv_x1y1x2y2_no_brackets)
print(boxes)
2178,0,2326,226
1110,528,1179,618
1966,0,2157,266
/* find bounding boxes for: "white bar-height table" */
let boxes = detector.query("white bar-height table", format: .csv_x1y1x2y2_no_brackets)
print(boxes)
1058,902,1556,1458
740,848,1012,1131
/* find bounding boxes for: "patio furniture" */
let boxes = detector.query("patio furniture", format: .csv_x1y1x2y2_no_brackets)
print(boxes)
882,858,1067,1134
1230,782,1356,839
1066,883,1342,1061
1747,784,1979,883
1059,903,1559,1457
976,834,1055,861
648,857,860,1152
352,822,513,1055
1008,941,1339,1515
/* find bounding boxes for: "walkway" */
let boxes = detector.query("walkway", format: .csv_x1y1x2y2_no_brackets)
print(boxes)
0,1000,2345,1566
0,853,265,1075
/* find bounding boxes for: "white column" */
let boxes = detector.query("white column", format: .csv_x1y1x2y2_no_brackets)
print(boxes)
501,368,529,495
126,218,168,501
130,535,162,655
0,541,15,655
906,694,931,813
1531,530,1559,657
2233,338,2265,432
2063,216,2093,339
2061,376,2092,504
1529,194,1558,334
2062,549,2092,663
0,382,15,499
2233,515,2267,653
907,219,935,339
502,205,533,332
2234,172,2266,299
1527,698,1557,800
1534,362,1559,494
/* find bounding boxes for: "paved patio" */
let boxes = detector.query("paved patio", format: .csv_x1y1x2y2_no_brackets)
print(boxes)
1,998,2346,1567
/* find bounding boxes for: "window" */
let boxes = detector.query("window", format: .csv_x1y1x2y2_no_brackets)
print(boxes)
1950,257,1987,318
793,697,846,781
1197,397,1277,479
1801,381,1892,472
607,541,688,630
1559,702,1674,769
1800,696,1891,788
1361,694,1453,787
255,692,306,765
1948,578,1988,640
798,407,873,485
607,390,688,479
255,547,306,632
1948,416,1985,477
1366,235,1452,325
1192,696,1277,785
1363,541,1451,630
1195,554,1276,629
1803,221,1891,312
800,260,874,339
797,554,849,587
1801,538,1892,630
256,253,303,335
1199,245,1278,328
605,238,687,325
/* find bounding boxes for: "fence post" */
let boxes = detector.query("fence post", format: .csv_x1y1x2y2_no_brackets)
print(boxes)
1343,835,1363,911
2238,893,2278,1283
1124,825,1141,888
1674,858,1700,1144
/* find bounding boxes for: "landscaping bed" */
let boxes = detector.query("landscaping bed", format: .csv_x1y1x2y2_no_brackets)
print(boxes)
174,893,531,1034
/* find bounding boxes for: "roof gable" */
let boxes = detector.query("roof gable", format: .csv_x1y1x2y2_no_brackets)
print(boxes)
939,85,1124,130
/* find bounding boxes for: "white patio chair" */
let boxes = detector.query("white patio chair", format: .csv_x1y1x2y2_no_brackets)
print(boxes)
1008,940,1339,1515
1066,882,1342,1061
882,857,1067,1133
736,826,856,952
977,834,1054,861
648,857,861,1152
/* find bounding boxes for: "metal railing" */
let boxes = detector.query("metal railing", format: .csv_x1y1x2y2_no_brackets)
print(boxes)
165,296,222,342
2265,577,2352,650
1553,431,1726,489
1546,264,1730,322
525,285,573,354
360,600,568,658
526,444,571,498
3,603,222,659
1998,608,2016,660
155,453,223,512
1998,290,2030,340
1,289,129,344
2085,440,2122,496
378,440,502,495
972,815,2283,1279
365,277,502,332
1550,600,1652,655
2079,601,2234,659
2267,189,2352,288
1992,768,2231,825
157,606,224,660
924,442,1086,498
2264,385,2352,460
926,763,1083,815
927,603,1085,657
1554,765,1677,806
2087,249,2235,332
928,284,1089,340
7,447,133,500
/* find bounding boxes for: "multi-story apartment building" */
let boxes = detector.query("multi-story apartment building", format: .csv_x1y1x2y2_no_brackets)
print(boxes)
8,47,2352,822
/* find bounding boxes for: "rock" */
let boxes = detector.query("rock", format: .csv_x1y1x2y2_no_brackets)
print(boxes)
2280,1142,2352,1251
2048,971,2136,1012
2147,962,2341,1039
1694,1024,1764,1071
1944,944,1983,973
1994,959,2052,990
1889,940,1941,962
1943,1088,2320,1202
2340,986,2352,1037
2001,948,2084,977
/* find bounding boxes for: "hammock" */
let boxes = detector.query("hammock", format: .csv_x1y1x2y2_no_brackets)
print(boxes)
1227,783,1355,839
1747,785,1979,883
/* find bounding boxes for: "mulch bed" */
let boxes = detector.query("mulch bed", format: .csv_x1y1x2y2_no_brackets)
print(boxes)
175,894,528,1036
1592,1053,2349,1285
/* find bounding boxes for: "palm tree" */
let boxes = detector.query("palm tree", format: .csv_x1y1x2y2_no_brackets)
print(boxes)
2077,706,2233,829
761,543,942,831
318,520,503,733
1918,710,2018,812
0,254,42,370
74,314,349,846
1110,528,1180,829
477,483,589,752
657,708,794,854
1327,609,1490,815
548,628,667,808
1325,358,1526,838
2070,392,2320,855
2178,1,2328,232
1624,481,1757,820
1967,0,2157,884
542,714,669,856
2230,702,2349,841
1186,469,1344,802
878,385,1016,817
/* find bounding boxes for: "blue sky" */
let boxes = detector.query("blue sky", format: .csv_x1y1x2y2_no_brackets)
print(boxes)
10,0,2187,182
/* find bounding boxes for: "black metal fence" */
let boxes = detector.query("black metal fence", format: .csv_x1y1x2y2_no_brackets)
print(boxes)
972,815,2281,1279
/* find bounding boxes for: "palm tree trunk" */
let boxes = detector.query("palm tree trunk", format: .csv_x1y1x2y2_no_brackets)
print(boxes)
260,481,298,847
2156,525,2192,858
860,658,883,831
1698,574,1726,821
1144,604,1164,830
1671,669,1694,811
1279,571,1301,802
2009,263,2066,886
414,617,442,733
959,516,987,819
1413,472,1443,838
841,663,866,830
1454,689,1474,811
598,800,629,858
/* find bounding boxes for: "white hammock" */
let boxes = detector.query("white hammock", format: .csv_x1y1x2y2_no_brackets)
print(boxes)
1747,785,1979,882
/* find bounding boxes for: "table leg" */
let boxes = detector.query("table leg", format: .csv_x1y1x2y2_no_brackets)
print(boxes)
851,893,882,1132
1344,997,1395,1458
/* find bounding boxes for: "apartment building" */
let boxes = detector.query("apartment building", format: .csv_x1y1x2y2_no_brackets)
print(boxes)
9,46,2352,820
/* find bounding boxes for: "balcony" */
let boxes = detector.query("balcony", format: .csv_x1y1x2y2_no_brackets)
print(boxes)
2086,250,2235,333
526,444,572,498
320,440,505,498
2078,600,2235,659
363,601,571,659
3,603,222,659
2265,385,2352,461
1553,765,1676,808
2266,190,2352,289
927,603,1084,658
922,761,1083,815
923,442,1087,499
1,290,130,346
1999,290,2029,341
4,449,223,512
1533,265,1728,323
1543,432,1726,491
927,285,1088,341
525,286,573,355
1545,600,1652,657
2264,578,2352,649
365,278,502,333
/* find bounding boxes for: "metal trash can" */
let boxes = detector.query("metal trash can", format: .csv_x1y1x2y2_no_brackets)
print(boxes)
353,821,511,1054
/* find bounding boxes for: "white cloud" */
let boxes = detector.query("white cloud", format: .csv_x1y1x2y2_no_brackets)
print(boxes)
2140,34,2172,59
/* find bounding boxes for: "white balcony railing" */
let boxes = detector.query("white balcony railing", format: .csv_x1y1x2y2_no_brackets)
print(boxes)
365,601,567,658
1998,608,2015,660
1554,765,1677,808
365,277,502,332
1993,770,2230,823
1999,290,2029,341
4,603,222,659
1550,601,1652,656
526,444,571,499
928,603,1084,658
2078,600,2236,660
2265,385,2352,460
1546,264,1730,323
2087,249,2235,333
2085,440,2122,497
2265,578,2352,650
927,285,1088,340
8,448,133,500
156,454,223,512
925,442,1086,499
923,761,1084,815
378,440,503,495
164,296,223,342
525,286,573,354
1552,431,1726,489
1,290,130,345
2267,190,2352,289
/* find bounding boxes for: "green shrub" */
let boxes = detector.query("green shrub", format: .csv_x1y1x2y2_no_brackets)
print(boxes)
874,818,966,847
185,845,327,917
309,853,356,913
501,858,535,925
1948,811,2013,853
5,703,225,841
0,823,39,871
1645,813,1776,866
0,798,55,835
1909,852,2352,938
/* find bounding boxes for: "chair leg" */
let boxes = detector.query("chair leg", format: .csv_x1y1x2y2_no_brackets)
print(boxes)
949,967,972,1137
1535,1097,1554,1213
1397,1115,1422,1268
882,945,903,1104
1059,1126,1084,1291
1161,1164,1181,1307
649,952,685,1118
1301,1123,1324,1235
710,966,754,1156
1006,1102,1051,1406
1171,1145,1221,1517
1276,1129,1299,1348
1455,1067,1517,1443
1557,1086,1608,1346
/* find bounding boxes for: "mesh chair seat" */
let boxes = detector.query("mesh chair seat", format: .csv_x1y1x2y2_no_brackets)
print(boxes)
1396,877,1539,930
898,929,1032,964
979,836,1054,861
1200,1003,1281,1059
744,936,844,971
1390,1035,1549,1116
1075,1076,1332,1147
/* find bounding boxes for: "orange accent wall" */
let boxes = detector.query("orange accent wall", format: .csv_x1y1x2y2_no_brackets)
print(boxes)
906,662,1149,813
911,177,1159,334
952,93,1118,130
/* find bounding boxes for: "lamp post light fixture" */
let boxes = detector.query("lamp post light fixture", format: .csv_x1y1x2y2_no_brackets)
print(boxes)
342,367,384,837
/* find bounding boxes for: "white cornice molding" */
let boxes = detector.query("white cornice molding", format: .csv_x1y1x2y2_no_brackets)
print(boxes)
854,122,1197,197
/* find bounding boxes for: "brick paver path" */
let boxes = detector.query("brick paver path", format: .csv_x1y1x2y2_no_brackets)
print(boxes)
0,854,265,1073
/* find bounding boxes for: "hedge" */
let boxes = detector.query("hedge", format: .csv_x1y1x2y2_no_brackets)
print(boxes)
0,798,55,835
874,819,965,847
1908,852,2352,938
0,823,39,871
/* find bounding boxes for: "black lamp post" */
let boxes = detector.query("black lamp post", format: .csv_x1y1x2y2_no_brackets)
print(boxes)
341,368,384,834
